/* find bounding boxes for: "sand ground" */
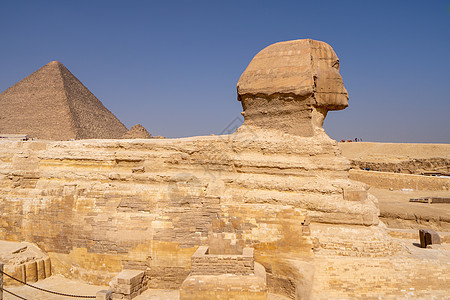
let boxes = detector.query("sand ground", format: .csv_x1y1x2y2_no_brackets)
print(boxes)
2,275,107,300
340,142,450,160
3,275,289,299
370,187,450,231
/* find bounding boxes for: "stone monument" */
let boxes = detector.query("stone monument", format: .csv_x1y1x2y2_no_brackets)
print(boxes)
0,61,127,140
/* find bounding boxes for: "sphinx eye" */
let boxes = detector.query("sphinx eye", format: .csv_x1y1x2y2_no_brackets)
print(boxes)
332,61,340,70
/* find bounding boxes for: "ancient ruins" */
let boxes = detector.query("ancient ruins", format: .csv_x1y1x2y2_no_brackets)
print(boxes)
121,124,153,139
0,39,449,299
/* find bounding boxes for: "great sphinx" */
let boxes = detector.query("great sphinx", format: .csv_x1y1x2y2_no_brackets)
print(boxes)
0,39,398,298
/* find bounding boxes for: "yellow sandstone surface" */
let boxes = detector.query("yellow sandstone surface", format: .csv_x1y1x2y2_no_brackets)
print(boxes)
0,129,394,297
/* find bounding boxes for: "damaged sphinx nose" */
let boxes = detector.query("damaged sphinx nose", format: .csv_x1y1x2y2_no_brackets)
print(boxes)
237,38,349,137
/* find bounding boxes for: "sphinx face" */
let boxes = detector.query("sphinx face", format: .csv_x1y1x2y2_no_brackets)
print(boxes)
312,41,349,110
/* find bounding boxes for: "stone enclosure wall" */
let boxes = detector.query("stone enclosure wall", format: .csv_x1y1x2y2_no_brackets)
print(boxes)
340,142,450,175
190,246,254,275
180,246,267,300
349,169,450,191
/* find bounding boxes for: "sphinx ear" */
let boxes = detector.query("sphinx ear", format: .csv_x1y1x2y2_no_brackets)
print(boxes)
312,74,319,105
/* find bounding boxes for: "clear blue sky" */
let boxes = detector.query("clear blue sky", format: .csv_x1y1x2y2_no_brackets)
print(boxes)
1,1,449,142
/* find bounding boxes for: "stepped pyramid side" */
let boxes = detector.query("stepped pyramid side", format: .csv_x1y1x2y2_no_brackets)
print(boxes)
58,63,128,139
0,61,128,140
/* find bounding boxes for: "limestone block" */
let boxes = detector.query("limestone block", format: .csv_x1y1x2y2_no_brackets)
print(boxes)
96,290,112,300
25,261,37,283
116,270,144,286
20,265,26,282
44,256,52,277
37,259,45,280
343,189,367,202
110,269,145,299
191,247,255,275
419,229,441,248
242,247,254,257
2,265,21,286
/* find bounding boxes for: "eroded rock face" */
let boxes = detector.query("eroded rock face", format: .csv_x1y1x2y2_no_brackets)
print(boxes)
0,135,386,286
238,39,348,137
340,142,450,175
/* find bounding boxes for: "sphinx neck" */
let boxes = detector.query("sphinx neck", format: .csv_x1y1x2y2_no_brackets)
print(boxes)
239,94,328,137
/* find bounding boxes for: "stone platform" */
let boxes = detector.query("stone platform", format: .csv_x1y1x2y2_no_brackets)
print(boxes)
0,240,51,286
180,246,267,299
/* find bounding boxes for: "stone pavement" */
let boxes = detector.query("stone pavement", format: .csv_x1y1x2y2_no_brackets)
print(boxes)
3,275,106,300
310,238,450,299
3,275,290,300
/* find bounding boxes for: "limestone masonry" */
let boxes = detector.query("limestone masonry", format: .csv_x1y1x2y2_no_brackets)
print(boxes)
341,142,450,175
0,39,449,299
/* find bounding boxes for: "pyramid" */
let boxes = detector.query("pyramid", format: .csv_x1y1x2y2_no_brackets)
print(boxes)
121,124,152,139
0,61,128,140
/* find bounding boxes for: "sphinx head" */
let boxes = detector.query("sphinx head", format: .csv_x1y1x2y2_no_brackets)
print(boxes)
237,39,348,136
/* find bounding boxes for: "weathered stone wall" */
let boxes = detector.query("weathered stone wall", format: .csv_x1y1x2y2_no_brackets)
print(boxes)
180,246,266,299
190,246,254,275
350,158,449,174
311,255,450,299
349,169,450,191
109,269,146,299
340,142,450,175
0,130,385,292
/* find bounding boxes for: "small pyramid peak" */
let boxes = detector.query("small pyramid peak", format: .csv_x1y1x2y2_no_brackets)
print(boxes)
46,61,64,67
121,124,153,139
